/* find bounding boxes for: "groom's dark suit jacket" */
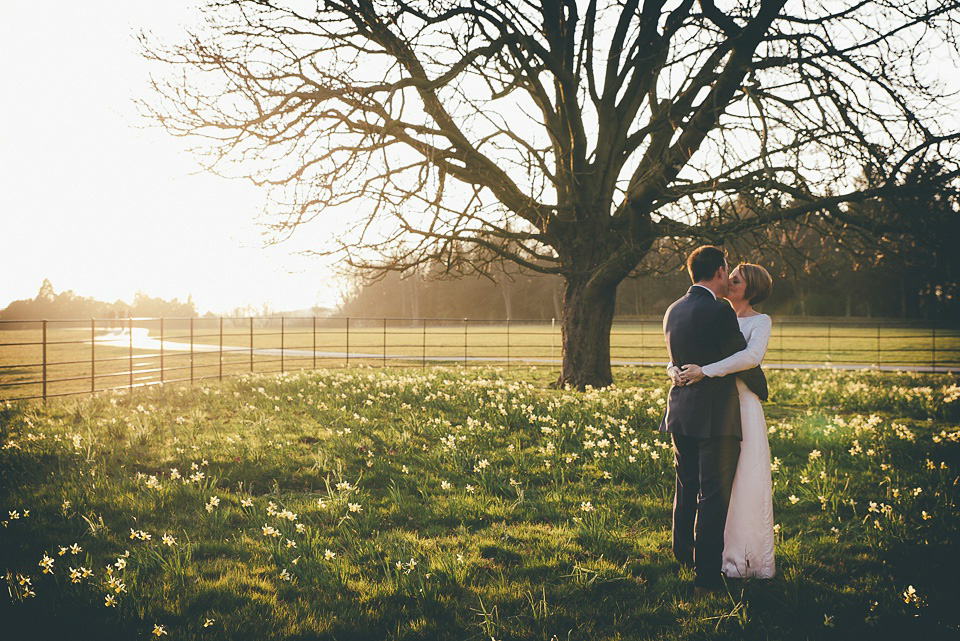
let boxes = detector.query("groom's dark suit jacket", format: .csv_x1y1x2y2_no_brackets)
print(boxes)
659,286,768,440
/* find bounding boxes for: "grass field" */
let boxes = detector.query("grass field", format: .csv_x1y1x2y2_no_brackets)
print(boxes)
1,366,959,640
1,318,958,400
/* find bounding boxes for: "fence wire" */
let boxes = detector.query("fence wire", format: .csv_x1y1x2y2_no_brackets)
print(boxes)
1,316,957,401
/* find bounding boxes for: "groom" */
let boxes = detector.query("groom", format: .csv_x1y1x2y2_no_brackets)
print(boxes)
660,245,766,593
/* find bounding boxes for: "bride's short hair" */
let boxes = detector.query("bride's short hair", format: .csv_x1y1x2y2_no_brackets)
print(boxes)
736,263,773,306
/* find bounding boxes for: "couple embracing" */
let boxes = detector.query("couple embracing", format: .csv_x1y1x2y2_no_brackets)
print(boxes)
660,245,775,594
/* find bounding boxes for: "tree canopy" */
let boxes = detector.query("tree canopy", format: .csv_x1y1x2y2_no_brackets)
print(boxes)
142,0,960,387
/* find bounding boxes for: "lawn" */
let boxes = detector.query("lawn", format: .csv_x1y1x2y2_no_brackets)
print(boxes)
1,366,959,640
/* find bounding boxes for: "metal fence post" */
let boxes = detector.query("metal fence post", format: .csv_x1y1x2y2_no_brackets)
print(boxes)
640,318,645,363
345,317,350,368
42,319,47,403
779,319,783,368
383,317,387,367
464,318,468,367
91,318,96,393
932,321,937,372
281,316,285,373
190,317,194,385
312,316,317,370
551,318,556,367
827,321,832,364
250,317,254,372
129,317,134,389
876,323,881,368
506,318,510,369
160,317,165,384
219,317,223,381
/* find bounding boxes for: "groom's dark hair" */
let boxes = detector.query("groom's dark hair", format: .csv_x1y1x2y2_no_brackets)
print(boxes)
687,245,727,283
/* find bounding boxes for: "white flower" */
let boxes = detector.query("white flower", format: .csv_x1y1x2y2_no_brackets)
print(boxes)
39,554,54,574
903,585,923,607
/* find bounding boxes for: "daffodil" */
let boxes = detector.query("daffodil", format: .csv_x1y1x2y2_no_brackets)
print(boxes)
39,554,54,574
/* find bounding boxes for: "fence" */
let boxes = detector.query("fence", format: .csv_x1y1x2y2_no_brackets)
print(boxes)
0,316,957,402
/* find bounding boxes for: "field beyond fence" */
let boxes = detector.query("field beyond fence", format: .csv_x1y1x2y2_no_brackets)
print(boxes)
1,316,958,401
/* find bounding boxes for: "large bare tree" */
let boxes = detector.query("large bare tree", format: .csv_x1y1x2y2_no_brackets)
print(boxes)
142,0,960,388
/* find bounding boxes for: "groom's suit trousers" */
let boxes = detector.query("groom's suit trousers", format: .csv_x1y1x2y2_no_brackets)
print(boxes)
671,432,740,589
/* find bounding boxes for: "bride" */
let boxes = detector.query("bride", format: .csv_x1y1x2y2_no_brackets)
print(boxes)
668,263,776,580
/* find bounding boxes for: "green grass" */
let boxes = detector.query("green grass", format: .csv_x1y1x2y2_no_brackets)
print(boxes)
1,366,959,640
2,319,958,400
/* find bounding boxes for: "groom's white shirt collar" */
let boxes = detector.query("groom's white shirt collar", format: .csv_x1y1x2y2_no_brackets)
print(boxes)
691,284,717,299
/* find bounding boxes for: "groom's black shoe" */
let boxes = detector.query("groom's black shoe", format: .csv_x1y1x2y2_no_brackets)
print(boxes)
694,586,719,599
694,572,727,595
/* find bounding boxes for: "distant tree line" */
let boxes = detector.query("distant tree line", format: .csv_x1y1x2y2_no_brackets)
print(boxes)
339,249,956,321
341,174,959,323
0,279,197,321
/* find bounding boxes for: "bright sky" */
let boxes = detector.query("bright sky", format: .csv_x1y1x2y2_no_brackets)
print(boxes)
0,0,342,315
2,2,957,317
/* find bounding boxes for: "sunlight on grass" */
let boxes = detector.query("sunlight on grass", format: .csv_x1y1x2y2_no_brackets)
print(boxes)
1,366,958,639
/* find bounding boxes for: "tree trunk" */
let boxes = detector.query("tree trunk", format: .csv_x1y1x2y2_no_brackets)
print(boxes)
556,275,617,390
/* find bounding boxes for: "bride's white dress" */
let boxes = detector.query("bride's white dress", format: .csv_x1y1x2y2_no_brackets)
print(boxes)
701,313,776,579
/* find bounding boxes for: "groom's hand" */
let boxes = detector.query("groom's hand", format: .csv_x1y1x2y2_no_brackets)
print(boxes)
669,366,686,387
678,364,705,385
